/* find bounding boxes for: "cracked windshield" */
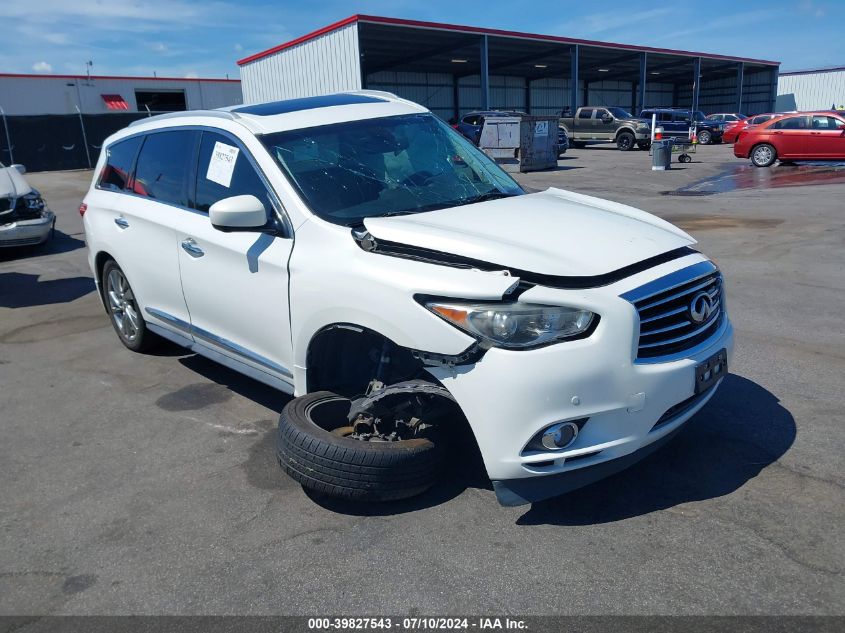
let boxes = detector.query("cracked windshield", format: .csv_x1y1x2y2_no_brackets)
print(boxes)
261,113,524,225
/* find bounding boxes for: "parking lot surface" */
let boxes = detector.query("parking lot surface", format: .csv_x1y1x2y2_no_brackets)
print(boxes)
1,144,843,615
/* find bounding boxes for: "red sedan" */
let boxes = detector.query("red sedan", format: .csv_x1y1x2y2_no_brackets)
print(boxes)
722,113,779,143
734,111,845,167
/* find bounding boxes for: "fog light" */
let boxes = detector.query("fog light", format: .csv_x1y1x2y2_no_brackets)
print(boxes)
540,421,580,450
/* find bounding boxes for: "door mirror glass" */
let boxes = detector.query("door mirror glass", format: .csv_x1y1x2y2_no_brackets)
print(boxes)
601,114,613,123
209,195,267,232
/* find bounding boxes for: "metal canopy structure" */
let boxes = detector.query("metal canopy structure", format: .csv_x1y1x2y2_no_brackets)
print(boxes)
238,15,780,118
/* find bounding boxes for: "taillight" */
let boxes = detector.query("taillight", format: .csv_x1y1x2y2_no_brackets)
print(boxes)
78,203,87,216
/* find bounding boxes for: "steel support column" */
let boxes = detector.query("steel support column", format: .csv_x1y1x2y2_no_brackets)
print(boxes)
480,35,490,110
692,57,701,112
452,75,460,121
736,62,744,113
638,52,648,114
570,44,579,115
525,76,531,114
770,67,779,112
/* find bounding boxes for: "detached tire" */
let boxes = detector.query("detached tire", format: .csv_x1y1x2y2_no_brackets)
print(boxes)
277,391,444,501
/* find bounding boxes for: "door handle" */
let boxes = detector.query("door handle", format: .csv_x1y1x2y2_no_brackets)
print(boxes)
181,238,204,258
114,217,129,229
773,131,783,135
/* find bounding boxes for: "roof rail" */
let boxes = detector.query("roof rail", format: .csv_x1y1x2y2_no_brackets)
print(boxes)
128,109,239,127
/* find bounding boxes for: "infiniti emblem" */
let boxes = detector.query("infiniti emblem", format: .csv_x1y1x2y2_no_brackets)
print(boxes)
689,291,715,324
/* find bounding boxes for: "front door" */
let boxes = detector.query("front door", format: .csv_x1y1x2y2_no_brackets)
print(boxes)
172,130,295,388
594,109,615,140
809,115,845,158
770,115,811,157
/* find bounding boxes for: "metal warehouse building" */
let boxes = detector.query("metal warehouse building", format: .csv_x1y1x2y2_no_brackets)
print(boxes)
238,15,779,119
0,73,242,115
776,66,845,112
0,74,242,171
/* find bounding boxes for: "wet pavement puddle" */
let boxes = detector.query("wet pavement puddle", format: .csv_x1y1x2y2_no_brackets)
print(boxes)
664,161,845,196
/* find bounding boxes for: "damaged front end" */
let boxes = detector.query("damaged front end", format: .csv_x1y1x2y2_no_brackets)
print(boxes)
0,190,55,247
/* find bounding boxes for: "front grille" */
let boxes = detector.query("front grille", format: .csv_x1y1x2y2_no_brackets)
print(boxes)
0,237,43,246
629,265,723,360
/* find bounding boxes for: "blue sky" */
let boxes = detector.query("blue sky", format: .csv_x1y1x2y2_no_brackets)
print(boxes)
2,0,842,78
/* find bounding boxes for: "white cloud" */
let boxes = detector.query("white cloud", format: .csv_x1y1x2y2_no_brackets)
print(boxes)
32,61,52,72
234,43,243,52
184,72,199,79
152,42,168,53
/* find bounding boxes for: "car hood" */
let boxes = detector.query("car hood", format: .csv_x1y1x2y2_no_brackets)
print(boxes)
0,166,33,199
363,188,695,277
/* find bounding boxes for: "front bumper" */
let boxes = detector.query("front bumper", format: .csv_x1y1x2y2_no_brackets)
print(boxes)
0,209,55,247
426,254,734,505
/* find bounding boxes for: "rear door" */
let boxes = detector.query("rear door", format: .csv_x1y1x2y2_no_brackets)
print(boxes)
171,130,295,387
809,115,845,157
97,130,197,330
576,108,594,138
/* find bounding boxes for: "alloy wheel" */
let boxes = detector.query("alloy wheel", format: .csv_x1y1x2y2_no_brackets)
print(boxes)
106,268,140,342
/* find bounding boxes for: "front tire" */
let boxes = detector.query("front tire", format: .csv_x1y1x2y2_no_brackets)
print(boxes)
102,260,155,352
617,131,635,151
751,143,777,167
698,129,713,145
277,390,445,502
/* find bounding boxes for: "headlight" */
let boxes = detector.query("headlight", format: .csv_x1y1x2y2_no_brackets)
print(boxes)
637,122,650,130
423,300,596,349
21,193,45,211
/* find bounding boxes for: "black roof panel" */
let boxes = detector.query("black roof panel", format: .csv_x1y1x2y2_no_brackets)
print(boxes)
233,93,387,116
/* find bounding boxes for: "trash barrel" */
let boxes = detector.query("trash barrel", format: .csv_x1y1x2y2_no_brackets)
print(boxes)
651,140,672,171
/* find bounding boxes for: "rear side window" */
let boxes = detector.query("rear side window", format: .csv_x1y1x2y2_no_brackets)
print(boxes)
578,109,594,119
133,130,198,205
772,116,809,130
195,132,274,215
98,136,143,192
658,112,673,122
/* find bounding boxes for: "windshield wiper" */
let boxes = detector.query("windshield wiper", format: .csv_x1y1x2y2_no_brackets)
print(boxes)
457,190,518,206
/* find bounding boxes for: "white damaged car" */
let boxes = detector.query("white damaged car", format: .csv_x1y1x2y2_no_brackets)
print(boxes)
81,92,733,506
0,163,55,248
0,163,56,248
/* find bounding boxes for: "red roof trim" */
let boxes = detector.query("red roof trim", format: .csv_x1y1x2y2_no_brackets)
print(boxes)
0,73,239,83
237,14,781,68
237,15,359,65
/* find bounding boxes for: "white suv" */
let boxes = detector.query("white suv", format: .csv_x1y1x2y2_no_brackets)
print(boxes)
82,91,733,506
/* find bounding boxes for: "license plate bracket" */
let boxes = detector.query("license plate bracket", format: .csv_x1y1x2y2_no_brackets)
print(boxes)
695,348,728,394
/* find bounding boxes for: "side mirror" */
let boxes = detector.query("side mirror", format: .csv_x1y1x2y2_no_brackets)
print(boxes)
12,164,26,175
601,115,613,123
209,195,267,232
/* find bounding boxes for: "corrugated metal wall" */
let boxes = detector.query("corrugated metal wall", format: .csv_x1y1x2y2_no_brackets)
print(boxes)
361,74,675,119
366,71,454,119
240,24,362,103
0,76,242,115
777,69,845,111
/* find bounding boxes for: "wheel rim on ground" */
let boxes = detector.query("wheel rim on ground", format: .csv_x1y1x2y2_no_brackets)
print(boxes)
106,268,140,342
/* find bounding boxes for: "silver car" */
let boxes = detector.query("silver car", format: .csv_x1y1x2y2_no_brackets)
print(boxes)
0,163,55,248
